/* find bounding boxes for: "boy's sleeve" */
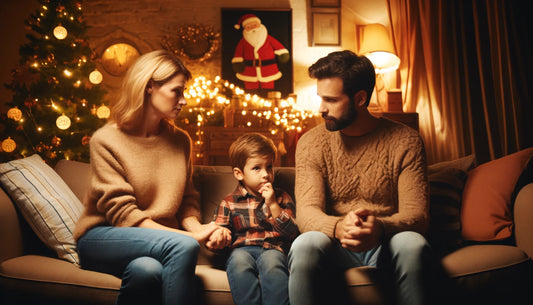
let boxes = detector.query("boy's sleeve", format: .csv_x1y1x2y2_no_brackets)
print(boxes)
269,190,300,240
213,199,232,228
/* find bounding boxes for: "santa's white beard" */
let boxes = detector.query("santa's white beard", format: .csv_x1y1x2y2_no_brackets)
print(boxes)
243,24,268,49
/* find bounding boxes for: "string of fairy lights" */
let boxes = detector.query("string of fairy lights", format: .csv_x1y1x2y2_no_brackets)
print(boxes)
183,75,315,132
180,76,316,159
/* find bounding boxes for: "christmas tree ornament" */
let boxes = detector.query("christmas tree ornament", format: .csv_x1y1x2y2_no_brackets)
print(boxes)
89,69,103,84
56,114,71,130
81,135,91,146
47,151,57,160
96,105,110,119
35,142,49,153
7,107,23,121
2,138,17,153
91,104,97,115
51,136,62,147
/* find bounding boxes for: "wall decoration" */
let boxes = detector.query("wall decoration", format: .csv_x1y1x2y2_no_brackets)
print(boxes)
312,12,340,46
161,24,220,63
101,43,140,76
221,8,293,98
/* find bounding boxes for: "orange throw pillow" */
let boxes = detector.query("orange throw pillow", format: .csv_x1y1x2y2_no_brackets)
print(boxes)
461,148,533,241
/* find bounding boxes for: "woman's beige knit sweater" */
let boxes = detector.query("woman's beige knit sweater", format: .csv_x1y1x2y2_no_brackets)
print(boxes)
73,123,201,240
294,118,429,239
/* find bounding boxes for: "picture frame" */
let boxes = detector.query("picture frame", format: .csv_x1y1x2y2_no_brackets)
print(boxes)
311,0,340,8
221,8,293,98
312,12,340,46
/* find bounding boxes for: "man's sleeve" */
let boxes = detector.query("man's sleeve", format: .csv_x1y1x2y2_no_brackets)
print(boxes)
294,131,340,238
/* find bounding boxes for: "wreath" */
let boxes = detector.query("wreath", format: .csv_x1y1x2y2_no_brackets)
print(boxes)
162,24,220,62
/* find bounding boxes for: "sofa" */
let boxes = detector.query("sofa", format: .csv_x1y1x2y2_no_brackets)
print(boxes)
1,150,532,305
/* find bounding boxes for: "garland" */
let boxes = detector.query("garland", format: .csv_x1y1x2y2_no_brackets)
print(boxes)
162,24,220,62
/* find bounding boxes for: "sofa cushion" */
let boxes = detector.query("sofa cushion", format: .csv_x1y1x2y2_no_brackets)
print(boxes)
461,148,533,241
0,154,83,265
441,244,529,278
426,155,475,254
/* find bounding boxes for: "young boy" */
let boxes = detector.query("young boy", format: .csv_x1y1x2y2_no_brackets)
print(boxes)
208,132,299,305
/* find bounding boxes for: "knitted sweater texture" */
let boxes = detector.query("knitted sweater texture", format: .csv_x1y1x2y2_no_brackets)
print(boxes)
295,118,429,238
73,123,200,240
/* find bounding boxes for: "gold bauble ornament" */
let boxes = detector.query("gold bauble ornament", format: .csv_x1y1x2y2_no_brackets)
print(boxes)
89,69,103,84
56,114,71,130
1,137,16,153
7,107,23,121
53,25,68,40
96,105,110,119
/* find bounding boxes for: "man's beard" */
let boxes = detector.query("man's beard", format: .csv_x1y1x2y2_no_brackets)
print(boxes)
322,100,358,131
243,24,268,48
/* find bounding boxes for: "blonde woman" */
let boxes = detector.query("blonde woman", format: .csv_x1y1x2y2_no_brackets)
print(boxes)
74,50,219,305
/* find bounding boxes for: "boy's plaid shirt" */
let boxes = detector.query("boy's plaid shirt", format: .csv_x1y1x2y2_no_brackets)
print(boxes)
212,183,299,253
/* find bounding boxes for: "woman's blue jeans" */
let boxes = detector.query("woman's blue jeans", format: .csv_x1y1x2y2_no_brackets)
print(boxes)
226,246,290,305
77,226,200,305
288,231,432,305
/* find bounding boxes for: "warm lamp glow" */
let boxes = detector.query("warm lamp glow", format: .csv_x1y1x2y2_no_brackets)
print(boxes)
358,23,400,73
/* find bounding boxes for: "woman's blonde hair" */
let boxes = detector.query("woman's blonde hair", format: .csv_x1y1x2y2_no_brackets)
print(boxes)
110,49,191,130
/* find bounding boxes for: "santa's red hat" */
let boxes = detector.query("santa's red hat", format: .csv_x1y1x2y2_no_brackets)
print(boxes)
234,14,261,30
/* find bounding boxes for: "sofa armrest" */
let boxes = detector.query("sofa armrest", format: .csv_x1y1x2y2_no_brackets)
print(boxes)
514,183,533,258
0,189,24,262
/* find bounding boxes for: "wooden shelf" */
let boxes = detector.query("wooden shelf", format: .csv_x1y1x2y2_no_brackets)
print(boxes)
371,111,419,131
195,126,284,166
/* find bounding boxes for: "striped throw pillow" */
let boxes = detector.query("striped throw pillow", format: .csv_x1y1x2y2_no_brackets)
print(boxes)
426,155,475,255
0,154,83,265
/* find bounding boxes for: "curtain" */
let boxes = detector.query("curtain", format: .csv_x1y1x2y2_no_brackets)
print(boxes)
387,0,533,164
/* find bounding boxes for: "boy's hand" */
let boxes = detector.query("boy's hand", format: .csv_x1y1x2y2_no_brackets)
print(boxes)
259,182,275,205
259,182,281,218
206,227,232,250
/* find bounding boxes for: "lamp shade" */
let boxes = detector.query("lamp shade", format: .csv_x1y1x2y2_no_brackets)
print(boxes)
358,23,400,73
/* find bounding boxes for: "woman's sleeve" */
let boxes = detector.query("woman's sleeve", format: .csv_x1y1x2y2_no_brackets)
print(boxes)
88,137,150,228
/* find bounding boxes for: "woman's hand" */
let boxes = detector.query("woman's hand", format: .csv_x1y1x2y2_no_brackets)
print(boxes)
191,222,219,242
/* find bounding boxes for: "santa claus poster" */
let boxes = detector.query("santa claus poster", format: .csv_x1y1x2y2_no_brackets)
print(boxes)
221,8,293,99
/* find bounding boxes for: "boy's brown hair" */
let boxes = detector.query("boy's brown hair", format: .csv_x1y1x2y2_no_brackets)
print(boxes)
229,133,277,170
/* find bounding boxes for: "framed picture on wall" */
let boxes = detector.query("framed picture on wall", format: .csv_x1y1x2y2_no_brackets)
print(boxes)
221,8,293,98
311,0,340,8
312,12,340,46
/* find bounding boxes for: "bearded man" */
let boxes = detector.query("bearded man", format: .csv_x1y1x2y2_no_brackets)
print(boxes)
288,50,439,305
231,14,290,90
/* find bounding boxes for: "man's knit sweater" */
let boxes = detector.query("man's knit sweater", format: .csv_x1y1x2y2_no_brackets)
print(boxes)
295,118,429,239
73,123,201,241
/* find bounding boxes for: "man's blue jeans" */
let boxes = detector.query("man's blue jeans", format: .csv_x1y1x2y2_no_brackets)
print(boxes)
77,226,200,305
226,246,290,305
288,231,432,305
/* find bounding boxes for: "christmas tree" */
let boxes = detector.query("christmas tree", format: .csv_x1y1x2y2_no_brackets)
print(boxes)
1,0,107,165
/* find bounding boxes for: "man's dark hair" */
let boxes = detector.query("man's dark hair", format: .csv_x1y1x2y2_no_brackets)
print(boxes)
308,50,376,106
